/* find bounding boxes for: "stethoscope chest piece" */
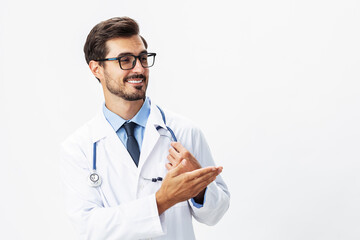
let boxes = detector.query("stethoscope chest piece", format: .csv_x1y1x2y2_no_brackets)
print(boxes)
88,171,102,187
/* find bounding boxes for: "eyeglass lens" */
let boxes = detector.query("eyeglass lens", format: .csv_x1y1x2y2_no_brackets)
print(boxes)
119,54,155,70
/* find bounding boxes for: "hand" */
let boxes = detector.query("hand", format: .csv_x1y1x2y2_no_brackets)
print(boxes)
167,142,202,173
156,159,222,215
167,142,216,203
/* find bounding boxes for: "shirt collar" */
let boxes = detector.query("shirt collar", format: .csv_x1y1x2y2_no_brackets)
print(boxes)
102,97,151,132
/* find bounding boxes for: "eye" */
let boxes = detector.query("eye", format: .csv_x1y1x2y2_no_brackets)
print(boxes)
140,55,148,62
120,56,132,62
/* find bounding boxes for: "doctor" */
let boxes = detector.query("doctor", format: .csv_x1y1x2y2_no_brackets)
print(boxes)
60,17,230,240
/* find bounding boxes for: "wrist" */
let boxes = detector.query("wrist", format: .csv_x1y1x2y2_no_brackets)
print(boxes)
156,190,174,215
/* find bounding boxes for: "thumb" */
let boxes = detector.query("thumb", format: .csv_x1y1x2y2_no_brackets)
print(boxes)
170,159,187,177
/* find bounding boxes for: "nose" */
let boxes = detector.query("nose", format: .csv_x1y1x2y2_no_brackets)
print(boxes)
132,57,145,73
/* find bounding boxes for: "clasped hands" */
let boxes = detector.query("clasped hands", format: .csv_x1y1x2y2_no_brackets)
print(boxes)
156,142,222,215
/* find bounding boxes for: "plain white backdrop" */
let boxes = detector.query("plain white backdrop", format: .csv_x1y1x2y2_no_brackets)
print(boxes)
1,0,359,239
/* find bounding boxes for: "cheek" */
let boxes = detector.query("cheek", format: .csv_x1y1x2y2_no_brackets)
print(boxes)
118,72,127,81
119,69,132,78
106,68,128,82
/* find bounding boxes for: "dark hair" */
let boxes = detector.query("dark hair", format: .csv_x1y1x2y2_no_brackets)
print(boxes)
83,17,148,65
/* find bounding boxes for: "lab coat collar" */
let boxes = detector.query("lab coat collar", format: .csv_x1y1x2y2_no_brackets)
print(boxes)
89,98,167,144
88,98,169,176
89,112,114,143
147,98,167,131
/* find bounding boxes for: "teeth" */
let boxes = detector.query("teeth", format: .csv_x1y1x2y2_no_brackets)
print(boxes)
128,80,142,83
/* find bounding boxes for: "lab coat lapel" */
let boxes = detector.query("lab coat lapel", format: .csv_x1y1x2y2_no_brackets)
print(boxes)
137,103,166,171
89,112,138,174
105,130,139,174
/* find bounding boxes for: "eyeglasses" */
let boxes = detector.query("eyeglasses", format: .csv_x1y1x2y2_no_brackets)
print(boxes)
95,52,156,70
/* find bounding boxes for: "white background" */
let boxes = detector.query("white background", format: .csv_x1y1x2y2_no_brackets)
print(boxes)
1,0,360,239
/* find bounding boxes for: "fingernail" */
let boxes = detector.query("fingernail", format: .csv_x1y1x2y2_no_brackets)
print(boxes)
181,159,186,166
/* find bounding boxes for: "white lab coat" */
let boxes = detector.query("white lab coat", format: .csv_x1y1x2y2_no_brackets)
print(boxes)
60,100,230,240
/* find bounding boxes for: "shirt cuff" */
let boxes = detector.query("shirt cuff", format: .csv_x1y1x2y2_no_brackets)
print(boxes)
190,187,208,208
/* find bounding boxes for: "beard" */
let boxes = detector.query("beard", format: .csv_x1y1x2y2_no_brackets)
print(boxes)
104,72,148,101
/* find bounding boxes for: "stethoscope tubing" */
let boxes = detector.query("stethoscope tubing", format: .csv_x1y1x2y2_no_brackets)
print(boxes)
93,141,97,170
88,105,176,187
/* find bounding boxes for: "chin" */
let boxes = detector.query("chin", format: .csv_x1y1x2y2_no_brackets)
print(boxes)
122,92,146,101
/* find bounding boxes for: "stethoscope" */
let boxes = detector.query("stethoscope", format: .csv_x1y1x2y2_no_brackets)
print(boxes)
88,106,177,188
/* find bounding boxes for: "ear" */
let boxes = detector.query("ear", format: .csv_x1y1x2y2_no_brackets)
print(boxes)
89,60,103,81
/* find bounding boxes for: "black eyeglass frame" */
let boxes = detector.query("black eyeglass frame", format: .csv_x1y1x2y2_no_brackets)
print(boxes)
95,52,157,70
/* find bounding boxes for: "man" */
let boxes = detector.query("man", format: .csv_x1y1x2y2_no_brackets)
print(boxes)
60,17,230,240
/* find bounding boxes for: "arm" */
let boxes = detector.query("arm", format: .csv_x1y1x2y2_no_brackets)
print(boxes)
167,130,230,226
60,139,222,239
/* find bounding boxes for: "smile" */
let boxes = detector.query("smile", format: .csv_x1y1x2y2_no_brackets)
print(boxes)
127,79,143,84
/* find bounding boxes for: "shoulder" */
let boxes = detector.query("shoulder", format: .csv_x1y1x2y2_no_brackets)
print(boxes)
158,107,207,148
61,116,97,154
156,106,213,164
160,108,202,134
59,115,103,171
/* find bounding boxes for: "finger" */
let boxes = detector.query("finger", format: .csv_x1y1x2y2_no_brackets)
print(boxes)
171,142,187,153
185,172,218,198
214,166,222,173
184,166,217,181
193,175,217,195
165,162,173,171
190,171,219,192
194,168,220,182
170,159,187,177
190,167,222,187
169,147,181,160
194,172,218,186
167,154,178,165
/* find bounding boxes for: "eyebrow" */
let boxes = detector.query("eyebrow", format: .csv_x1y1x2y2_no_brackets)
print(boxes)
116,50,148,57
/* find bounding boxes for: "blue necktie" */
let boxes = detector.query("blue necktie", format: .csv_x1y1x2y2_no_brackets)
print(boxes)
123,122,140,167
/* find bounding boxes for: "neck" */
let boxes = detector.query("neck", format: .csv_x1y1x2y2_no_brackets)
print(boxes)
105,95,145,120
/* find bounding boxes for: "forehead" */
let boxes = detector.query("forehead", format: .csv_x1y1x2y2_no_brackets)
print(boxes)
105,35,146,56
